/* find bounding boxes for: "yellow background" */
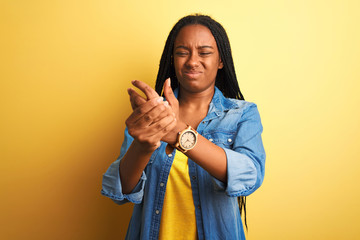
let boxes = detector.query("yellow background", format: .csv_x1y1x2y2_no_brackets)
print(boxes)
1,0,359,239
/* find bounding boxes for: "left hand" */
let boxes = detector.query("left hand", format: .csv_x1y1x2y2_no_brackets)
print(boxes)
128,78,182,144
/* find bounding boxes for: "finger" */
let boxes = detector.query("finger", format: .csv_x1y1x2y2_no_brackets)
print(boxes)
134,101,170,128
151,101,174,123
163,78,178,108
128,88,146,110
132,80,159,100
129,113,176,143
152,117,178,144
145,114,177,138
125,97,163,126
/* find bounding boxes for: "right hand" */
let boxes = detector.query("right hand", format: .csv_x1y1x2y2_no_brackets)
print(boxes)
125,81,177,153
127,79,184,145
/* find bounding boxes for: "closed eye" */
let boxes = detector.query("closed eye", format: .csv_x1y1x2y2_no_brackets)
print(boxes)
200,52,212,56
175,51,189,56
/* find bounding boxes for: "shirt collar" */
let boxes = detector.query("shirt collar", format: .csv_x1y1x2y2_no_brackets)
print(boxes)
173,87,238,121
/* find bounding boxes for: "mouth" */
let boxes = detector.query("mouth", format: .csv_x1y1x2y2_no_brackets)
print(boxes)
183,71,202,79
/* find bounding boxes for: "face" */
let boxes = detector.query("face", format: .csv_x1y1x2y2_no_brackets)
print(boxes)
173,24,223,94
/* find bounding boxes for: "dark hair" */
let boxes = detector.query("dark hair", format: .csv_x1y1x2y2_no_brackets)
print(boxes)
155,14,247,229
155,14,244,100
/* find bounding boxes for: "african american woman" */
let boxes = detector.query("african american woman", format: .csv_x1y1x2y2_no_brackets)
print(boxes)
101,14,266,240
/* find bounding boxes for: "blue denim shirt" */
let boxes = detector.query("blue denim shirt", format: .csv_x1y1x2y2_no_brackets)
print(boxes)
101,87,266,240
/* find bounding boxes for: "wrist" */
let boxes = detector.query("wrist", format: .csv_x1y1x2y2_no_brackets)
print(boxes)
172,124,198,153
168,121,188,145
133,140,159,154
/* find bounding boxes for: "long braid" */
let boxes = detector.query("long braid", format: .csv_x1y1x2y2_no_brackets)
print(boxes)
155,14,247,229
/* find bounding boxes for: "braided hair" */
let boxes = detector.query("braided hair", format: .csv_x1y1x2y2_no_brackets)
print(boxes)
155,14,248,229
155,14,244,101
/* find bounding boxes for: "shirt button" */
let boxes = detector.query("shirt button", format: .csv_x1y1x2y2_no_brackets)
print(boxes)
227,138,232,143
209,138,213,142
197,205,201,209
168,154,173,157
192,176,196,180
160,182,165,187
155,210,160,214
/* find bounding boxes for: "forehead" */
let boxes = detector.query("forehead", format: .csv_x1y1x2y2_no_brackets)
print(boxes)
174,24,217,47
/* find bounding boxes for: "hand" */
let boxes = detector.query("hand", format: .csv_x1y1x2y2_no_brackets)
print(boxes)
127,79,183,145
125,79,178,152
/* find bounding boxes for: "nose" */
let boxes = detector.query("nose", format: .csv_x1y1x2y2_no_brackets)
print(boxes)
185,53,200,68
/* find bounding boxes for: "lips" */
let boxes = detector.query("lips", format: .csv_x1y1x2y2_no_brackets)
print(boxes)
183,71,203,79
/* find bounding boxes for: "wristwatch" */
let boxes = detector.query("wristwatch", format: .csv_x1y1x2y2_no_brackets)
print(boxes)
174,125,198,153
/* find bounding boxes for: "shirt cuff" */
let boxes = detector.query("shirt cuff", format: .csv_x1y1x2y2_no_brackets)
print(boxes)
101,159,146,204
212,148,257,197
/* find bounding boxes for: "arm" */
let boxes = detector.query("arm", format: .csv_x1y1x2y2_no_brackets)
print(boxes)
101,128,147,204
162,85,265,194
120,95,176,194
128,80,265,195
101,81,176,203
212,104,266,196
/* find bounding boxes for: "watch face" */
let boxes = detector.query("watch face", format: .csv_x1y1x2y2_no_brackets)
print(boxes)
180,131,196,149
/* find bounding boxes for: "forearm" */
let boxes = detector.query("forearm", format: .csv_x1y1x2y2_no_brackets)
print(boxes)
186,134,227,183
119,141,154,194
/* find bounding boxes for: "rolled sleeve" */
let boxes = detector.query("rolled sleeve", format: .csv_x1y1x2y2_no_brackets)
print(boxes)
212,103,266,197
101,159,147,204
101,128,147,204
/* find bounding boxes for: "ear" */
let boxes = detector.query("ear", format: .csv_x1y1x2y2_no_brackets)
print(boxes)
218,59,224,69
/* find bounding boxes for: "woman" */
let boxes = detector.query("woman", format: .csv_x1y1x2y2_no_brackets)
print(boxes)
102,14,265,239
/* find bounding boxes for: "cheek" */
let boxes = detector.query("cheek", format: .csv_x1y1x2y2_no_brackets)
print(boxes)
205,60,221,72
173,59,183,73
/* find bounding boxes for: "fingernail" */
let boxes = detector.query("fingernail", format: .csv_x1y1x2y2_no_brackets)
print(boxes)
163,101,169,107
156,97,164,103
131,80,136,84
168,78,171,87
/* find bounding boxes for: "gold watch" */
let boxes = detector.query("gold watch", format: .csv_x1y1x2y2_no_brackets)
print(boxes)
174,125,198,153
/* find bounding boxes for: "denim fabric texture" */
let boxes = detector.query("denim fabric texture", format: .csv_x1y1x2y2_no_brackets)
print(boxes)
101,87,266,240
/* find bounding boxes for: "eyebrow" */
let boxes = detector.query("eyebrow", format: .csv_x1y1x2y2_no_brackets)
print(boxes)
174,45,214,50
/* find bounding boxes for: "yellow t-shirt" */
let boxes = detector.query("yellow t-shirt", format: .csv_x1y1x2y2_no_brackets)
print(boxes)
158,150,198,239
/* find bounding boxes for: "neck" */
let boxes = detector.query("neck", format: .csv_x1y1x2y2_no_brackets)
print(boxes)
178,86,215,109
177,86,215,128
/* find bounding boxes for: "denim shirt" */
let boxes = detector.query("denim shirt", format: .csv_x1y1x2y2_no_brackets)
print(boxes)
101,87,266,240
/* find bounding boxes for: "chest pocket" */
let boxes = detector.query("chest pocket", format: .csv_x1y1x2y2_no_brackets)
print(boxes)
203,131,236,149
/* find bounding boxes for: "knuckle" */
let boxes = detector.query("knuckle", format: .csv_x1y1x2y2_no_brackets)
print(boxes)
150,99,158,107
144,85,152,92
143,114,151,122
137,107,146,115
134,97,142,105
158,105,165,111
166,108,174,115
128,128,134,136
156,123,163,130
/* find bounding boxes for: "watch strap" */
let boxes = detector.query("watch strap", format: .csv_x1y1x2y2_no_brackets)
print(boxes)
174,125,198,153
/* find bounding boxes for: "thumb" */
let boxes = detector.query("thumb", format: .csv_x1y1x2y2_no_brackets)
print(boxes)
163,78,178,108
127,88,146,110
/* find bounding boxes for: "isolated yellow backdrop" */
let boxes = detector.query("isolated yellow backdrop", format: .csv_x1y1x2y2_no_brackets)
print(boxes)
1,0,359,239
